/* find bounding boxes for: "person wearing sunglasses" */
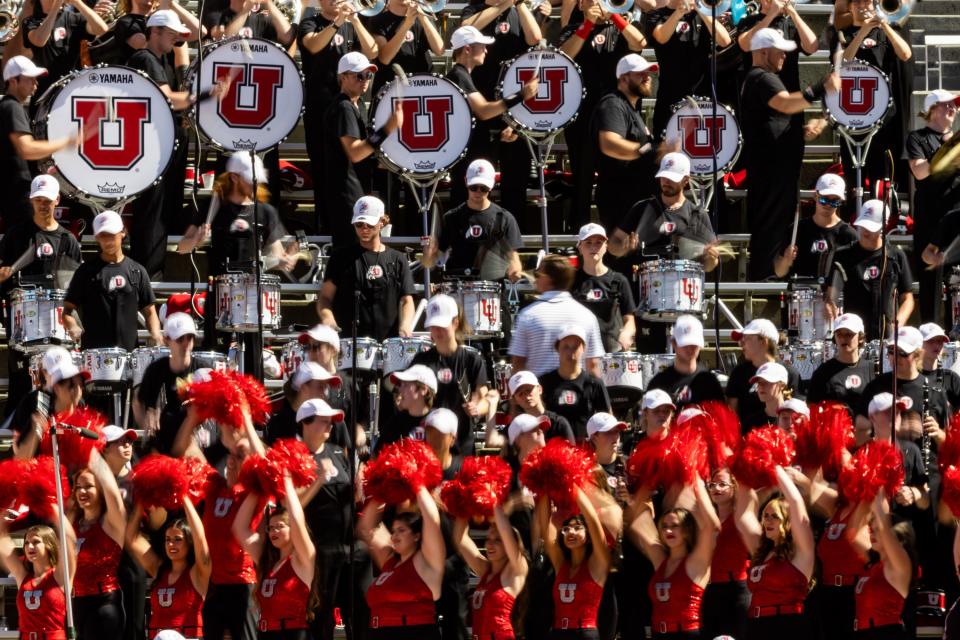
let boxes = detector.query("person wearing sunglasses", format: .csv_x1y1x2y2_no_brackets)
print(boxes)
773,173,857,279
918,322,960,411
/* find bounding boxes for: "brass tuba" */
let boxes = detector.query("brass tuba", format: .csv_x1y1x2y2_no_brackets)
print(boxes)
0,0,25,43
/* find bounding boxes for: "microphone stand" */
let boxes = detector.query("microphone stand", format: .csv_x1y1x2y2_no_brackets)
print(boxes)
708,0,723,371
250,149,264,383
347,290,360,637
48,417,77,640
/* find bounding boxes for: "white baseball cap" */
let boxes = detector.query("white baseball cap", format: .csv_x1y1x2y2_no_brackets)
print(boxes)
299,324,340,351
451,25,495,49
868,392,909,416
815,173,846,200
466,159,496,190
655,152,690,183
292,361,342,390
676,406,705,424
586,412,627,439
507,413,550,445
920,322,949,343
338,51,377,75
390,364,438,394
41,347,73,372
750,27,797,52
425,294,460,329
30,175,59,201
615,53,658,78
577,223,607,243
147,9,191,35
93,210,124,235
508,370,539,395
731,318,779,342
641,388,676,410
673,314,704,348
854,199,887,233
3,55,48,82
103,425,138,444
777,398,809,418
225,153,267,185
923,89,960,114
834,313,865,334
163,312,197,340
425,408,458,436
352,196,385,225
45,359,91,390
750,362,789,385
885,325,923,354
154,631,188,640
296,398,345,423
555,324,587,348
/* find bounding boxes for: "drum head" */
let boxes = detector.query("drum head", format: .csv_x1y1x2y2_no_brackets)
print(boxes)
371,74,473,178
39,66,176,203
664,96,742,176
823,61,891,134
497,48,584,135
193,37,304,151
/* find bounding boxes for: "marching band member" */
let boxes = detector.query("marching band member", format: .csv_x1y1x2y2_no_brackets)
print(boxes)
265,361,351,448
646,315,725,408
318,195,416,340
23,0,108,98
724,319,801,426
737,0,819,91
369,0,444,94
376,364,437,453
740,362,791,431
110,0,199,60
572,224,637,353
807,313,875,413
508,370,577,444
586,412,626,483
639,388,675,442
702,469,751,640
918,323,960,410
206,0,294,45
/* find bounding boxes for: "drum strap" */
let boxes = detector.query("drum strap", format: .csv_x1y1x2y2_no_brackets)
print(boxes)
472,209,506,274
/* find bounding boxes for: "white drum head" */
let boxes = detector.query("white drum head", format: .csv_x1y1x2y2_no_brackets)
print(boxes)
371,74,473,178
497,48,584,135
664,97,742,176
41,66,175,202
193,37,304,151
824,61,891,134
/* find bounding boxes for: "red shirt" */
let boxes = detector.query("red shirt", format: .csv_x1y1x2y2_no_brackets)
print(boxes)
854,562,904,630
203,477,256,585
747,556,808,612
711,516,750,583
258,556,310,631
17,568,65,637
366,555,436,628
148,569,204,637
73,519,121,596
818,510,867,586
552,563,603,631
648,559,703,632
470,569,515,640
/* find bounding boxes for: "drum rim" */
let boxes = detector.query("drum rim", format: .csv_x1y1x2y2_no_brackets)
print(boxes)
442,280,503,291
822,60,893,135
495,46,586,137
640,258,707,271
666,94,743,176
10,288,67,300
216,272,284,284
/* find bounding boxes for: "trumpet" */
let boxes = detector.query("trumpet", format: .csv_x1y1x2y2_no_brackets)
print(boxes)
346,0,444,15
599,0,634,14
0,0,24,43
696,0,729,14
871,0,913,24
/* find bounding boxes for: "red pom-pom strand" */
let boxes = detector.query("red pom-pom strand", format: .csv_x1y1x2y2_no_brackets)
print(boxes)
838,440,904,503
729,426,796,489
519,438,595,514
364,440,443,505
440,456,512,519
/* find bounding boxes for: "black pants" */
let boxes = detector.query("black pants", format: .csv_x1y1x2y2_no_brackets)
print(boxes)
1,188,32,229
745,147,802,281
3,346,31,418
118,552,146,640
202,582,257,640
564,100,596,230
439,555,469,640
596,576,617,640
853,624,907,640
524,554,557,640
303,102,329,234
548,629,600,640
700,580,750,640
746,613,810,640
498,132,533,233
651,631,700,640
310,545,373,640
73,590,124,640
913,203,943,324
368,623,440,640
259,630,310,640
817,584,856,640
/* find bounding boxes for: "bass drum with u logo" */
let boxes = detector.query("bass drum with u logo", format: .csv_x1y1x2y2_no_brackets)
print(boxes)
495,47,584,138
663,96,742,177
823,61,892,136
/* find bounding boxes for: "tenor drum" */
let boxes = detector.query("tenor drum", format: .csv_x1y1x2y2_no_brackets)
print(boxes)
380,337,432,376
823,61,892,135
862,340,893,375
492,361,513,398
281,341,305,380
940,342,960,376
637,259,705,321
187,37,304,151
788,286,834,342
193,350,230,372
664,96,742,176
83,348,130,384
602,352,644,389
441,280,502,338
29,349,82,390
338,337,381,372
214,273,282,332
32,65,176,204
130,346,171,387
370,74,473,179
640,354,675,385
496,48,584,137
781,341,831,381
9,287,69,352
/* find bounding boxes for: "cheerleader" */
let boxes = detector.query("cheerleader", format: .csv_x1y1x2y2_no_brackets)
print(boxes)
126,495,211,639
358,486,445,640
536,487,611,640
452,505,529,640
0,516,76,640
628,479,720,639
734,466,815,640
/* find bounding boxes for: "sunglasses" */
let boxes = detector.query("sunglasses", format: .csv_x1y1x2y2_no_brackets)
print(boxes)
468,185,490,193
707,481,731,490
886,348,911,358
305,342,325,351
354,222,376,230
354,71,373,81
817,195,843,208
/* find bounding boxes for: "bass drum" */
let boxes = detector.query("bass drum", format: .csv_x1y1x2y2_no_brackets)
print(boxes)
32,65,176,204
496,47,584,137
187,36,304,151
823,61,892,135
663,96,742,176
370,74,473,180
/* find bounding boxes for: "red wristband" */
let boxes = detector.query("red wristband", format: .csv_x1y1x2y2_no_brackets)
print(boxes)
575,19,594,40
610,13,628,31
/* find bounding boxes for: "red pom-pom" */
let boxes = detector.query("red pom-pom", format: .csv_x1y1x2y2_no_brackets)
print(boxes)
181,457,217,506
669,424,711,484
942,465,960,518
269,439,318,493
181,369,272,430
939,414,960,473
364,440,443,505
519,439,595,513
237,454,275,499
0,459,30,510
695,400,743,466
130,455,193,511
839,441,904,503
20,457,68,521
41,407,108,470
729,426,796,489
793,402,854,477
626,434,674,489
231,371,272,425
440,456,512,519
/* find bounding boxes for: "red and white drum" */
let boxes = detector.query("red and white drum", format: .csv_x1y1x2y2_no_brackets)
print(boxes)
496,48,584,137
664,97,742,176
32,65,176,203
371,74,473,179
441,280,502,338
637,259,705,322
190,37,304,151
9,287,69,352
823,61,892,135
215,273,282,332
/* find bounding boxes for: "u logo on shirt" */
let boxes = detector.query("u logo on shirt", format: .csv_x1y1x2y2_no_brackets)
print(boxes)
855,576,870,594
825,523,847,540
558,583,577,603
23,590,42,611
214,497,233,518
655,582,672,602
374,571,394,587
107,275,127,292
261,578,277,598
157,587,176,608
471,588,486,610
749,565,766,583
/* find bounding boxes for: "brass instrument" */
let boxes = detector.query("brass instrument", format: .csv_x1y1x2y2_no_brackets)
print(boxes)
922,375,932,468
0,0,25,43
599,0,634,15
930,133,960,179
874,0,913,24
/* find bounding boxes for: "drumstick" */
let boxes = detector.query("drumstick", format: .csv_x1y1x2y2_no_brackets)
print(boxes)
532,38,547,78
391,63,408,101
789,204,800,248
7,244,36,276
205,191,221,227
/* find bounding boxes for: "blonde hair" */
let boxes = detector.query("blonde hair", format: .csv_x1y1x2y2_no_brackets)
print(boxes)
23,525,59,573
214,171,271,204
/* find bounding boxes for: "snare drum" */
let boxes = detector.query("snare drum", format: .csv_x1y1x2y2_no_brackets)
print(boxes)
193,350,230,372
781,342,830,381
29,349,82,390
83,348,130,384
640,354,675,385
32,65,176,204
664,96,742,176
602,352,644,390
823,61,892,135
862,340,893,374
338,338,381,372
788,286,835,342
281,341,305,380
939,342,960,377
638,259,705,321
381,337,432,376
442,281,502,338
492,361,513,398
496,48,584,137
9,287,69,351
215,273,282,332
187,37,304,151
130,347,171,387
370,74,473,180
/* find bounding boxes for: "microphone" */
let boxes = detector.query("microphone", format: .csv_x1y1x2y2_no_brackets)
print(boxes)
59,424,101,440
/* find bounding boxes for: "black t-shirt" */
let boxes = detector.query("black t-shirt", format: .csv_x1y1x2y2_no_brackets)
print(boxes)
0,220,81,299
110,14,147,62
137,356,194,455
829,243,912,341
643,9,714,126
368,11,434,95
128,47,175,89
737,14,806,92
194,201,285,276
264,398,351,448
322,93,370,217
64,255,155,350
298,14,361,110
725,359,802,429
323,244,415,341
571,269,636,353
539,370,611,442
860,372,951,430
374,411,425,455
589,90,656,209
304,444,353,549
646,363,725,408
0,95,33,204
459,2,528,99
558,19,638,110
412,346,489,455
806,357,875,413
24,8,91,96
903,128,960,217
446,63,478,95
921,366,960,414
10,390,50,450
741,66,801,166
542,409,576,443
203,8,281,42
778,217,858,280
617,197,716,262
437,202,523,277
